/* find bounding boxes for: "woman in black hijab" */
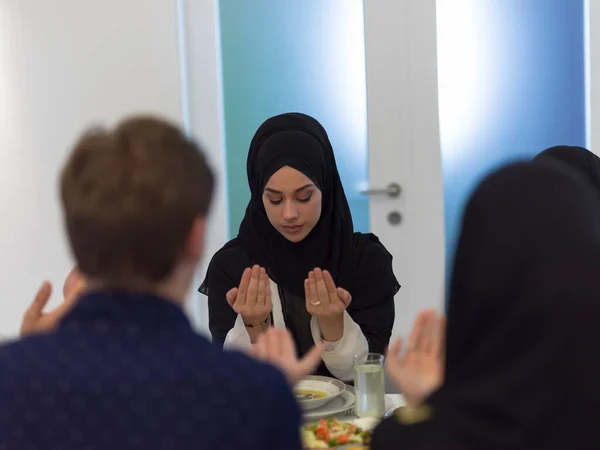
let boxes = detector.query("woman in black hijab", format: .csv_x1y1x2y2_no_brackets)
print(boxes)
372,162,600,450
200,113,399,380
534,145,600,195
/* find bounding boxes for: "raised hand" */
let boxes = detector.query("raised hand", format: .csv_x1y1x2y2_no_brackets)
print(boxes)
251,328,325,385
226,266,272,343
305,268,351,341
386,309,446,407
20,278,86,337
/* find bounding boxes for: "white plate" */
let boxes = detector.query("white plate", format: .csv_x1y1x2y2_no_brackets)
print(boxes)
304,390,356,421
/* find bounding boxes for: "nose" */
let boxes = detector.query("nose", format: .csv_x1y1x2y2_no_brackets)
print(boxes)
282,199,299,221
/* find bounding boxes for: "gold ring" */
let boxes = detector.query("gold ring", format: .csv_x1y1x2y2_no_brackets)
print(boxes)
310,300,322,306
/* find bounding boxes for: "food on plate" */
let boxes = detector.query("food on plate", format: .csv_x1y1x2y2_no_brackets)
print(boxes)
302,418,371,448
295,388,329,401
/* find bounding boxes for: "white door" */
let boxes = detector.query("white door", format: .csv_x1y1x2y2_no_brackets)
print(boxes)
363,0,445,338
186,0,446,338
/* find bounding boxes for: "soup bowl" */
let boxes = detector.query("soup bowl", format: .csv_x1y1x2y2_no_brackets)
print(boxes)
294,375,346,411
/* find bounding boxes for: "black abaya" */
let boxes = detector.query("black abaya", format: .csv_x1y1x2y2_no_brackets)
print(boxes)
372,162,600,450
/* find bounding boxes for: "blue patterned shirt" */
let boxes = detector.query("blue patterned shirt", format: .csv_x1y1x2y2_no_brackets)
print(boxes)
0,291,301,450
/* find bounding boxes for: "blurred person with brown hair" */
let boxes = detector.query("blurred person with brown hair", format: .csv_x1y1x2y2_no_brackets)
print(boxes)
0,116,321,450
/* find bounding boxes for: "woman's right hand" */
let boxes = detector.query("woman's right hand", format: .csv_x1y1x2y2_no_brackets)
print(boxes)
226,265,272,326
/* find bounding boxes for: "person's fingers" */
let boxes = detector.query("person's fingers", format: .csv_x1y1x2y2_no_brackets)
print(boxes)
296,342,325,382
62,268,82,299
26,281,52,319
323,270,337,296
385,338,408,393
304,279,312,311
278,329,295,358
385,337,404,370
253,332,269,361
314,269,330,305
226,288,238,307
20,281,52,336
246,265,260,307
418,309,439,354
249,342,258,357
330,294,347,312
388,337,403,358
278,329,294,359
65,280,85,304
50,280,85,319
249,342,260,360
265,273,273,312
407,311,426,352
434,315,447,361
266,328,282,363
308,272,320,307
421,312,437,354
237,268,252,306
336,288,352,308
257,268,267,308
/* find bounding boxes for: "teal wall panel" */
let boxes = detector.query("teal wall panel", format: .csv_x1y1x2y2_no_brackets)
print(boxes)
218,0,370,236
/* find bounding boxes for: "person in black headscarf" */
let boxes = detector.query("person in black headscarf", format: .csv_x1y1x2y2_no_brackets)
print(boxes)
534,145,600,195
371,162,600,450
200,113,399,381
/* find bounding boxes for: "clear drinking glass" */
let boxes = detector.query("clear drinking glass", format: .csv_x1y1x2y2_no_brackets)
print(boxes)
354,353,386,418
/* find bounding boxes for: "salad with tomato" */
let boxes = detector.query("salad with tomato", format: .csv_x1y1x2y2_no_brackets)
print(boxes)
302,418,371,448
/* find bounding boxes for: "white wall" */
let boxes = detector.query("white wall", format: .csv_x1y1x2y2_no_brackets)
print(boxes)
0,0,227,338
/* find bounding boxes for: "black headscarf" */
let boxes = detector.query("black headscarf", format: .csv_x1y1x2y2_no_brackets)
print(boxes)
372,162,600,450
238,113,355,297
534,145,600,195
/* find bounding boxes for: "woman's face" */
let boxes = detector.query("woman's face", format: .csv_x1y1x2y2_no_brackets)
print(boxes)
263,166,322,243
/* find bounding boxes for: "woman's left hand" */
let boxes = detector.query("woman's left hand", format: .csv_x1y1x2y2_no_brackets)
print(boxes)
251,328,325,385
386,309,445,407
305,268,352,341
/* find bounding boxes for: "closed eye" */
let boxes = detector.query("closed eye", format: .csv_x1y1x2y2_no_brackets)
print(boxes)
297,195,312,203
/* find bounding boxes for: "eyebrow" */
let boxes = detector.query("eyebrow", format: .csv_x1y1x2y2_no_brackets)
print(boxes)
264,183,315,195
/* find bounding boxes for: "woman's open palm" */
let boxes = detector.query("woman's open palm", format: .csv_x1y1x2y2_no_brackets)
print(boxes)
387,309,446,407
226,265,272,325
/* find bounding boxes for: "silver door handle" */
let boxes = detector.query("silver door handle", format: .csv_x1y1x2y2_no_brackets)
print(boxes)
360,182,401,198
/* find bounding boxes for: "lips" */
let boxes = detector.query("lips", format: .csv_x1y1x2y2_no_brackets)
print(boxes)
282,225,303,234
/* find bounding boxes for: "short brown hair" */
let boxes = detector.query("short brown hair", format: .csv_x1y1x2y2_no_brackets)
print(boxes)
60,116,214,283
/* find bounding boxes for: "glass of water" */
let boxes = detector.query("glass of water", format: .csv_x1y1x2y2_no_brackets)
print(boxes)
354,353,385,418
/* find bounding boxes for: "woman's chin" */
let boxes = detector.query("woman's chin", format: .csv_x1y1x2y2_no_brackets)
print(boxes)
279,227,309,243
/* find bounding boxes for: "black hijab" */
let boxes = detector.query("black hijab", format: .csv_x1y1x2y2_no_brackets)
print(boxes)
534,145,600,195
372,162,600,450
238,112,355,297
